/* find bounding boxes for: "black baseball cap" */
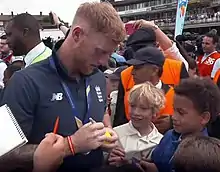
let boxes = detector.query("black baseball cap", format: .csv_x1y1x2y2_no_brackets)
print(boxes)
126,47,165,67
124,27,157,61
126,27,156,48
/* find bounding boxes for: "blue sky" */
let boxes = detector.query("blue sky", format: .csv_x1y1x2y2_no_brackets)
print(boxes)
0,0,100,23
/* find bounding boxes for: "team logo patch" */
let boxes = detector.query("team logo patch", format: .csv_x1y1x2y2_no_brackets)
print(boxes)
95,86,103,102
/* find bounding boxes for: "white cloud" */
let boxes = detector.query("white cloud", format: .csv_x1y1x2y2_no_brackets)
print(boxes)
0,0,100,23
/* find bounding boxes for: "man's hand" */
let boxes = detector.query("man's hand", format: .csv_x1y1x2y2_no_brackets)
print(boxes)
108,146,126,166
33,133,65,172
128,20,156,30
67,122,107,155
101,127,118,151
153,115,172,134
50,12,61,27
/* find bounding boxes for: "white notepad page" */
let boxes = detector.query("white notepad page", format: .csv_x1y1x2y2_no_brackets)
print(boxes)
0,104,28,157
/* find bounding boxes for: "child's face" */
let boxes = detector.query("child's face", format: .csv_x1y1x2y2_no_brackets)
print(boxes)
129,101,155,129
172,94,210,135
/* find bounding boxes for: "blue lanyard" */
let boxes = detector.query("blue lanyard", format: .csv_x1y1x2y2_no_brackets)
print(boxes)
49,56,91,124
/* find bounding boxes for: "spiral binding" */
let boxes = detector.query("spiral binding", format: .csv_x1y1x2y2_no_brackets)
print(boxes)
5,105,27,140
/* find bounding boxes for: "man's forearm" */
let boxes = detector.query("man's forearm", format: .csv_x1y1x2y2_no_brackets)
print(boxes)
154,27,172,51
0,144,38,171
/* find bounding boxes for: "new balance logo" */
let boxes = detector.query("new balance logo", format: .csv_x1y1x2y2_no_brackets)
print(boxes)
51,93,63,101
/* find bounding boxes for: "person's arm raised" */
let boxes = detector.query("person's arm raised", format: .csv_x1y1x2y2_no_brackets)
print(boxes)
134,20,172,51
51,12,68,36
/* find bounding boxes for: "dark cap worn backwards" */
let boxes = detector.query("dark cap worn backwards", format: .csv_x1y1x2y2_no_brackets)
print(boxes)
126,47,165,67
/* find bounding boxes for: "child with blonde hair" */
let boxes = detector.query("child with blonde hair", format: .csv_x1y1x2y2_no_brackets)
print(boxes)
108,82,165,166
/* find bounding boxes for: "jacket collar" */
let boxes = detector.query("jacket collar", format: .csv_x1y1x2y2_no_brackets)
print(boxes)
25,42,48,67
126,121,161,141
171,128,209,143
155,80,162,89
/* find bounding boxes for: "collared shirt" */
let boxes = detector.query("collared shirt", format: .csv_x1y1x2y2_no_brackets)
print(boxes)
155,80,162,89
1,52,107,172
114,121,163,160
151,129,208,172
24,42,52,67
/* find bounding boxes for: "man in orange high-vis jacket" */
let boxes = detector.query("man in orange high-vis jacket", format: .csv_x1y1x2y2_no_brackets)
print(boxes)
120,66,174,118
197,32,220,78
123,27,188,86
113,47,174,134
161,58,183,86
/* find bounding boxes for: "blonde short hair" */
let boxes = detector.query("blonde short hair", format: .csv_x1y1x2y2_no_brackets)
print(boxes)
74,2,126,43
128,82,165,113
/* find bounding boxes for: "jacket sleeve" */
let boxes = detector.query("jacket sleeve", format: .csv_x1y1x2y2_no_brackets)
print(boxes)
1,71,39,138
113,78,128,127
164,42,189,71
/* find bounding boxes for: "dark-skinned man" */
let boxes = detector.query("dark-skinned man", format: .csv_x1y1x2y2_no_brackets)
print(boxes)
5,13,51,68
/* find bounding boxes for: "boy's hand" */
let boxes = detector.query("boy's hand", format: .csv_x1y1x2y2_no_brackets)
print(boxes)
108,146,126,166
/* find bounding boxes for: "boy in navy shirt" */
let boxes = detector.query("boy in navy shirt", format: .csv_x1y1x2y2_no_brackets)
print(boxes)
139,77,220,172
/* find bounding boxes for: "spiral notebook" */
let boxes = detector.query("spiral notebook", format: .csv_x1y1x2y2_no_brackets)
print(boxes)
0,104,28,157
